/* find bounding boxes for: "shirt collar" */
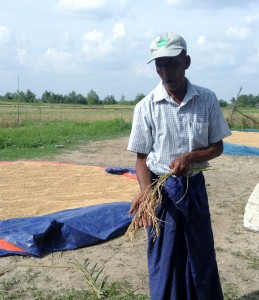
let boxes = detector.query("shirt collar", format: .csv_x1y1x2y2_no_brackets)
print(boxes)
153,79,199,105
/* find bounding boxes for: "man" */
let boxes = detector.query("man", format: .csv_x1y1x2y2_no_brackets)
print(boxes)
127,32,231,300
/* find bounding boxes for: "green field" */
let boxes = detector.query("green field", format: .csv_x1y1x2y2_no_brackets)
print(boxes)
223,107,259,129
0,103,258,161
0,102,134,127
0,103,134,160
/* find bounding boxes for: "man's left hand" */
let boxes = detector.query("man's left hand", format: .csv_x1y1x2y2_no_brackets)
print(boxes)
169,155,190,176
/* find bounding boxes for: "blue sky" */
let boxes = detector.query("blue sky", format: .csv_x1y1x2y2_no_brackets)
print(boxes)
0,0,259,102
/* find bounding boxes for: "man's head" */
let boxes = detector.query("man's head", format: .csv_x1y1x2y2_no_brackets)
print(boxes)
147,32,187,64
148,32,191,93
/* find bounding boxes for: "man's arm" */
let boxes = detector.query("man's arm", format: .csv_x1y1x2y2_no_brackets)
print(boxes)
135,153,152,193
169,140,223,177
129,152,152,227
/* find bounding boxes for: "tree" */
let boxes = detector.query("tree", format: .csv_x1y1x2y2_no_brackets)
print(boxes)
3,92,15,101
41,91,52,103
103,95,117,105
76,93,87,105
134,93,145,104
14,91,26,102
120,95,126,102
41,91,64,103
25,89,36,103
219,99,228,107
86,90,100,105
64,90,77,104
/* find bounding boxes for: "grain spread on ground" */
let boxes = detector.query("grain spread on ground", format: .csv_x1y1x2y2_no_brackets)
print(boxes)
0,131,258,220
0,161,139,220
224,131,259,148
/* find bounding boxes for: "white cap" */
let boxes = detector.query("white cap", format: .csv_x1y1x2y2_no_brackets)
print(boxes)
147,32,187,64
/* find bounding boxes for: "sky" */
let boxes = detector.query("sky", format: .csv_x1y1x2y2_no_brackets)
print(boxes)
0,0,259,102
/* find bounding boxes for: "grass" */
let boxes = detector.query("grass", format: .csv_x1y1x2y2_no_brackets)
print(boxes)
231,250,259,270
0,103,134,127
0,118,131,160
0,278,149,300
0,259,149,300
223,107,259,129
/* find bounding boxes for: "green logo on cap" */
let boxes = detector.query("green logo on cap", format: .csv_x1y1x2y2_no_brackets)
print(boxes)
157,39,167,48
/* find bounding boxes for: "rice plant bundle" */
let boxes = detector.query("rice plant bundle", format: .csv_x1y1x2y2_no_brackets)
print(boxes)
125,166,211,243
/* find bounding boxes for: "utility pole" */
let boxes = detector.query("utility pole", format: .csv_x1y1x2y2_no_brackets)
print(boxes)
17,75,20,125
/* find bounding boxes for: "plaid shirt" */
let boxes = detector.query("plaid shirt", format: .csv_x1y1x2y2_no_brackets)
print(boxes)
127,79,232,176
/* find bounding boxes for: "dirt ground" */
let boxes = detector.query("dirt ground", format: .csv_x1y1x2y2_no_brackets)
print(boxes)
1,136,259,299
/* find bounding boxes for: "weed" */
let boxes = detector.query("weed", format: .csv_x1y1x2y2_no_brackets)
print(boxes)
68,258,107,299
223,282,238,300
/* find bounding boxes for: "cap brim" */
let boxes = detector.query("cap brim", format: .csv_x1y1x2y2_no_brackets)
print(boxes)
147,48,183,64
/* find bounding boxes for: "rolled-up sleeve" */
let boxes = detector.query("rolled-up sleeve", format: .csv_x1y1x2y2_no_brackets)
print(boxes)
208,93,232,144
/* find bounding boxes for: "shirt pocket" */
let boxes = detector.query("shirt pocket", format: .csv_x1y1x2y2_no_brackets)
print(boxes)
188,122,209,149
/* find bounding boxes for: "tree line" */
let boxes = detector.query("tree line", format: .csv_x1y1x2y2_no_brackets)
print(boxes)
0,90,145,105
0,89,259,108
209,95,259,108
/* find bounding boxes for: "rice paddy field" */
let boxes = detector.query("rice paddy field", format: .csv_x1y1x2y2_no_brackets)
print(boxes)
0,102,258,129
0,103,134,127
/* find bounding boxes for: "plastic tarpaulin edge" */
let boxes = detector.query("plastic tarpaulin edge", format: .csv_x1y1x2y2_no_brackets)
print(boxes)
0,202,132,257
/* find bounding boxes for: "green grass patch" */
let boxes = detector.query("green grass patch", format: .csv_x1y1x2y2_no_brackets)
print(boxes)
222,107,259,129
0,119,131,160
0,279,149,300
0,259,149,300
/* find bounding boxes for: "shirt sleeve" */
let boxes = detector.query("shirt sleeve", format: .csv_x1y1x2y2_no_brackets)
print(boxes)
127,102,153,154
208,93,232,144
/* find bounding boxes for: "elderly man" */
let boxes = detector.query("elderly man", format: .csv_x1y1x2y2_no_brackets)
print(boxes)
128,32,231,299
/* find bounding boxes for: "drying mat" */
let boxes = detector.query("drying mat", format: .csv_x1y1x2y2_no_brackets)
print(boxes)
0,161,139,220
224,131,259,148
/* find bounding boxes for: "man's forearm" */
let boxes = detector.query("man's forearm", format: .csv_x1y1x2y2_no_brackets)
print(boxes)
169,141,223,176
184,140,223,164
135,153,152,193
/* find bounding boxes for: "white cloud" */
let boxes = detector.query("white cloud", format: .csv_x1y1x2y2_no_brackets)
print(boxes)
225,26,252,40
245,14,259,24
0,26,11,46
117,0,127,5
239,47,259,75
55,0,106,12
82,30,112,56
60,32,72,51
112,23,125,39
16,48,28,65
196,36,206,45
82,23,125,58
134,63,156,79
36,48,75,73
165,0,259,9
195,35,230,52
166,0,187,5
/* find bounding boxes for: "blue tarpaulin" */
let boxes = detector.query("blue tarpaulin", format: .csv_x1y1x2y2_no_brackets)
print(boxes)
223,142,259,156
0,137,258,258
0,202,131,257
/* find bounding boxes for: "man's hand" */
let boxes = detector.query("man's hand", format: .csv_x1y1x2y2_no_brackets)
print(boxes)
169,155,190,176
169,142,224,176
129,192,152,228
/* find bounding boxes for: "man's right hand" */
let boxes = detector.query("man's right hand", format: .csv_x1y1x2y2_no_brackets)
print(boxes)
129,192,152,228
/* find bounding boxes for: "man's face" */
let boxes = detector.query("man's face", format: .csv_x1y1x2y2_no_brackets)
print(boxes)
155,54,190,91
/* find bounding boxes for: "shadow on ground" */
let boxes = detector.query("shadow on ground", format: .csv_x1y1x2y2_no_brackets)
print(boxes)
238,290,259,300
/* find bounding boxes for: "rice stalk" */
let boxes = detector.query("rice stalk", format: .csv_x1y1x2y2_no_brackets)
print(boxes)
68,258,107,299
125,166,211,243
